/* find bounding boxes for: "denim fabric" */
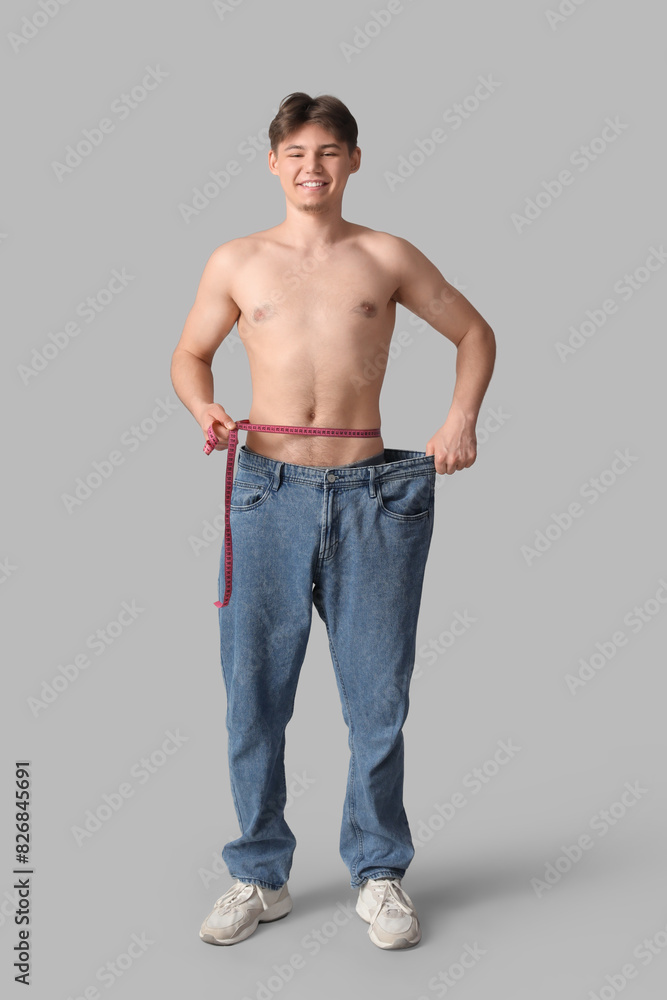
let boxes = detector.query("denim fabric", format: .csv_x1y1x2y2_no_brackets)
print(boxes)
217,443,436,889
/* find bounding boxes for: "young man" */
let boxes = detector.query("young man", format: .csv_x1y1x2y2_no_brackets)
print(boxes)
171,92,496,950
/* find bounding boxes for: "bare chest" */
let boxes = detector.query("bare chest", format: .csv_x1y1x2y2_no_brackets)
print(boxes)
232,251,398,347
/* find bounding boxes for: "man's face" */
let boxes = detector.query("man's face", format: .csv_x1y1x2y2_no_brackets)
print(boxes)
268,122,360,214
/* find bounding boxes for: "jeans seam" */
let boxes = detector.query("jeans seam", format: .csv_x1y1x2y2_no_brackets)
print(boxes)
231,876,284,891
377,505,430,523
357,868,406,886
379,472,431,485
229,485,272,511
376,478,431,521
320,611,364,878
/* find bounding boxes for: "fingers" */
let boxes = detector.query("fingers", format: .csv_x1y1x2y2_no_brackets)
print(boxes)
207,405,236,434
214,405,237,431
202,405,237,455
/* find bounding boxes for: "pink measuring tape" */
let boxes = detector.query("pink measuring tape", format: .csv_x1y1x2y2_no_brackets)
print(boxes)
204,419,382,607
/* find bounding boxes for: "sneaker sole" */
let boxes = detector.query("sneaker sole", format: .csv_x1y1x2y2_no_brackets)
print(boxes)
200,896,292,945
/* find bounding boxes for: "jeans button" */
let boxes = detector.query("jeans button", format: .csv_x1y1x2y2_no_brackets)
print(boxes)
327,473,336,482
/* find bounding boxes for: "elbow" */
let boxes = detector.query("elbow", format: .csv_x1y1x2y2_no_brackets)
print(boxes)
477,322,496,352
460,321,495,345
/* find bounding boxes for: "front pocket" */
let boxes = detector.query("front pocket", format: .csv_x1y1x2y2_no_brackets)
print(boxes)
229,474,272,510
377,474,432,521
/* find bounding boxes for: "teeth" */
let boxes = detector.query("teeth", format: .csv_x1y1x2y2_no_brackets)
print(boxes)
301,182,325,187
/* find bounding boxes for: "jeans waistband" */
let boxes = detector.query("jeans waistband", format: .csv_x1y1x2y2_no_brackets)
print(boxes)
238,445,435,484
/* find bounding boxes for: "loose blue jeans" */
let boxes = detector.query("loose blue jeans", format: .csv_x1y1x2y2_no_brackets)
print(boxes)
217,443,436,889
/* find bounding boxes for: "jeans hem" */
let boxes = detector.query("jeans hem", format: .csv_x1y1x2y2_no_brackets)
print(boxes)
350,868,406,888
232,875,286,891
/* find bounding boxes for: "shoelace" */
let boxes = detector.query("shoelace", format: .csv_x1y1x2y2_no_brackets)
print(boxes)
365,878,414,924
213,880,255,911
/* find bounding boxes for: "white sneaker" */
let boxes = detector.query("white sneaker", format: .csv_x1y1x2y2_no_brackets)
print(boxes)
356,877,421,949
200,879,292,945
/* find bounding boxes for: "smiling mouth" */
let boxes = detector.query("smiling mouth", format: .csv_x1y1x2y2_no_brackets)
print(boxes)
298,181,329,189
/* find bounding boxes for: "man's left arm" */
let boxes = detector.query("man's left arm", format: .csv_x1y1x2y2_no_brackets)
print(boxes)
391,237,496,475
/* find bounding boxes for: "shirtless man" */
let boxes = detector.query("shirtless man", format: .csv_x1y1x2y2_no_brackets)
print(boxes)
170,92,495,951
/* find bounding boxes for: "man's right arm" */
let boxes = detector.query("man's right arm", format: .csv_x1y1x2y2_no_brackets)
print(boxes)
170,243,241,449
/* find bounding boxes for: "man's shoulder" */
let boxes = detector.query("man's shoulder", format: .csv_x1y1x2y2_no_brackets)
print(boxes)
208,231,269,261
355,226,412,253
352,223,399,244
352,225,419,264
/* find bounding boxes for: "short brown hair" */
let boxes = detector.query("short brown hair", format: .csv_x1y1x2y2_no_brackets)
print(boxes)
269,92,358,157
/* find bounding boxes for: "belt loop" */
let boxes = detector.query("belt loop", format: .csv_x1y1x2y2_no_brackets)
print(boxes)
272,462,284,491
368,465,376,498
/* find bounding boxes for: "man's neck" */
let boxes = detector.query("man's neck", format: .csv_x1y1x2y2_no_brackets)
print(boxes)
277,205,352,249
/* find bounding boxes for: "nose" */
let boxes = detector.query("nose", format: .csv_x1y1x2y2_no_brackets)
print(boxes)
301,154,322,171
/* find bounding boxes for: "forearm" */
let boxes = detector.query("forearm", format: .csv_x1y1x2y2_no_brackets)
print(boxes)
449,323,496,422
170,349,215,425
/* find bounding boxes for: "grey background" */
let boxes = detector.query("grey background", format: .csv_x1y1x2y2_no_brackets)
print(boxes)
2,0,666,997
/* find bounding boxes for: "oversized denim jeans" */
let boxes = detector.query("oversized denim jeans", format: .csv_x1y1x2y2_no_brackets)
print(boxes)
217,443,436,889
